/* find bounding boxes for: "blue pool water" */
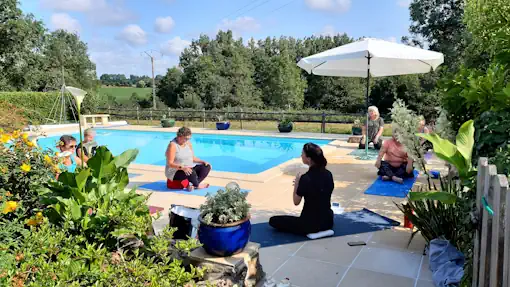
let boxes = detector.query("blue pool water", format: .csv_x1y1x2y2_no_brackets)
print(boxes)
37,129,332,174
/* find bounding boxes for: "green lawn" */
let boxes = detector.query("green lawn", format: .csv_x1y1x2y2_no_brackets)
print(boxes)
98,86,152,104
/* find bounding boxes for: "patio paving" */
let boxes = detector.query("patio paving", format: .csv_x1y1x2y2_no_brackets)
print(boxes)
38,125,441,287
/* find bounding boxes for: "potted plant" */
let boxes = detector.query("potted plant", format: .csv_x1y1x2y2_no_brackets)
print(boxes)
352,119,362,135
277,117,293,133
161,114,176,128
198,182,251,257
216,115,230,130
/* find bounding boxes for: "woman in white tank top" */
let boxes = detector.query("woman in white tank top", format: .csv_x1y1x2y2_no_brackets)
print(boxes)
165,127,211,191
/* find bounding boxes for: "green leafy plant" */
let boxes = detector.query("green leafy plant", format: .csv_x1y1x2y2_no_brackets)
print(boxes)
278,117,293,127
41,146,153,249
200,184,251,225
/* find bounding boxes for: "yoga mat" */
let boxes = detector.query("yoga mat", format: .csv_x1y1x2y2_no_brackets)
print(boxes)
250,208,399,248
138,181,250,197
348,148,380,160
364,170,419,198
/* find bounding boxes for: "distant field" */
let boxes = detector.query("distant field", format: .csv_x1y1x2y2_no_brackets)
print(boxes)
98,86,152,103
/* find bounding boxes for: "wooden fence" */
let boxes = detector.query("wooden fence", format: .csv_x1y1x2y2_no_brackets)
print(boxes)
97,107,372,133
472,157,510,287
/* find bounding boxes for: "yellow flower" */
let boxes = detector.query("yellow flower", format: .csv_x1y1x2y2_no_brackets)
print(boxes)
3,201,17,214
22,133,29,141
26,141,35,147
5,192,12,197
26,218,38,226
44,155,53,165
0,134,11,143
36,212,43,218
12,130,20,139
20,163,31,173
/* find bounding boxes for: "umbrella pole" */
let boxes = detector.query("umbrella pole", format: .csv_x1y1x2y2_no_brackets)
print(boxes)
365,55,371,157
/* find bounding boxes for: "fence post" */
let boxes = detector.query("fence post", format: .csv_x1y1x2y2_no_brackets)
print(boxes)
240,108,243,130
321,112,326,133
202,108,206,128
150,109,153,125
136,106,139,125
108,105,111,116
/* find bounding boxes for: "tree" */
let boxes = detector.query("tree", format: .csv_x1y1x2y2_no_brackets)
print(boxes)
405,0,468,70
157,67,183,108
136,80,146,88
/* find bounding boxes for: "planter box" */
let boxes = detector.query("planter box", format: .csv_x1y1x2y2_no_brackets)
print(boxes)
352,127,362,135
198,216,251,257
161,119,175,128
278,123,293,133
216,121,231,130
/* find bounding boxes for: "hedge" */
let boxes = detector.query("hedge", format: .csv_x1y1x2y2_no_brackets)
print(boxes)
0,92,59,124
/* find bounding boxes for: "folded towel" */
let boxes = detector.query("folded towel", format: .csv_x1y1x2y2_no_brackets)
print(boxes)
307,229,334,240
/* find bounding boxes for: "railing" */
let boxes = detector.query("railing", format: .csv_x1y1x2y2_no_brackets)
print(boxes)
472,157,510,287
96,107,372,133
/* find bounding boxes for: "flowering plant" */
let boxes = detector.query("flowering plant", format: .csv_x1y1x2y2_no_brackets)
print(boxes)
0,129,58,224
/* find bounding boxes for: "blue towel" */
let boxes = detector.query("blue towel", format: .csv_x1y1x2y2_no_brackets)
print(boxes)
429,239,465,287
138,181,250,197
364,170,419,198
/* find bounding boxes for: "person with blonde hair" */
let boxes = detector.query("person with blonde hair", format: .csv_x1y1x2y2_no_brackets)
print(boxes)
359,106,384,150
76,128,97,163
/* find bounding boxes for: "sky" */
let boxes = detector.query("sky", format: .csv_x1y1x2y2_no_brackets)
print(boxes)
20,0,414,77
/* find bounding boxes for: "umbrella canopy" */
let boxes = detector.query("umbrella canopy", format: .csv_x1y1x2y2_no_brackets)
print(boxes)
297,38,444,77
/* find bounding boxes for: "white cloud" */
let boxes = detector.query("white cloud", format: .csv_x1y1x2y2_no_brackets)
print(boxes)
41,0,135,26
118,25,147,47
155,16,175,33
318,25,336,37
397,0,411,7
305,0,351,13
217,16,261,37
50,13,81,33
160,37,191,56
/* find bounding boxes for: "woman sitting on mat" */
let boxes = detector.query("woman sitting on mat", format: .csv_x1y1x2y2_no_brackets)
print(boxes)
165,127,211,191
359,106,384,150
269,143,334,236
375,129,414,184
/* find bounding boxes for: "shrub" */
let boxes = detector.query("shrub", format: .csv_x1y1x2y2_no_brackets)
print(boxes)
0,130,59,223
200,183,251,225
0,92,59,124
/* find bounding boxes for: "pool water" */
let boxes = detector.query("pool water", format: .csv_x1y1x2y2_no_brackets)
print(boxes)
37,129,332,174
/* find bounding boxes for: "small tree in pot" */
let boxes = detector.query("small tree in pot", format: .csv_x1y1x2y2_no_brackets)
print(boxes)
198,182,251,256
161,114,176,128
216,114,230,130
278,117,293,133
352,119,362,135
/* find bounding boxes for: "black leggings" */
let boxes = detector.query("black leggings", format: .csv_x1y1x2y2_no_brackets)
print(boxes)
359,138,383,150
173,164,211,187
269,215,333,236
377,161,414,179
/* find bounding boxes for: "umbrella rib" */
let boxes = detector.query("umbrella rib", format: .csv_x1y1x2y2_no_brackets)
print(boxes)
310,61,327,74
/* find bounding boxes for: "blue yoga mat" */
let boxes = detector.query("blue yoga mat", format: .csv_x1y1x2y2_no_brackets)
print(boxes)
138,181,250,196
364,170,419,198
251,208,399,248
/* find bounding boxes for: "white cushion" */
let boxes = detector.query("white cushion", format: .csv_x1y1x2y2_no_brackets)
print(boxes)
307,229,334,240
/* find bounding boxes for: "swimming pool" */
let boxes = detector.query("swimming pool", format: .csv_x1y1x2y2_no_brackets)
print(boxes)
37,129,332,174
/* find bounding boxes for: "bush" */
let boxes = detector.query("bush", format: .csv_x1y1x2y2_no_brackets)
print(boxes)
0,92,59,124
0,138,206,286
200,183,251,225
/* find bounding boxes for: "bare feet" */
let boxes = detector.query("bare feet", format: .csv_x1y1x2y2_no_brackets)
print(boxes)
197,183,210,189
187,185,194,192
392,176,404,184
382,176,390,181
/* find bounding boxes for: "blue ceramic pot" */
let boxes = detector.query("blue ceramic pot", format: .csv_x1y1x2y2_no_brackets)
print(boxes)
216,122,231,130
198,216,251,257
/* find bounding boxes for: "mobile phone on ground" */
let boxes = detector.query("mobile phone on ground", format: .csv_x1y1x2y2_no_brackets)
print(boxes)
348,241,367,246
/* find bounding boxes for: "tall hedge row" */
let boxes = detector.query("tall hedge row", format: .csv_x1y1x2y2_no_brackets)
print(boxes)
0,92,59,124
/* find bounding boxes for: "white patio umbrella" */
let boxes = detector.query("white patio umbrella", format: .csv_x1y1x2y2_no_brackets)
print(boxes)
297,38,444,158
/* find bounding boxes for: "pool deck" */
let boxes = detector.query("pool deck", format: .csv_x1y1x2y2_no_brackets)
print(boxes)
40,124,443,287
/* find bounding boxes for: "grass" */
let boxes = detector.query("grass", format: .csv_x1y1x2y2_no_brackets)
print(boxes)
98,86,152,104
123,119,393,136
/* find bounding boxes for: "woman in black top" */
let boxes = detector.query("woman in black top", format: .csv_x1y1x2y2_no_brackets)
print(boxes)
269,143,334,235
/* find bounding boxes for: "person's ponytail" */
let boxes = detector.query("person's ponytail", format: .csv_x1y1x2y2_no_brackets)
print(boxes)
303,143,327,169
